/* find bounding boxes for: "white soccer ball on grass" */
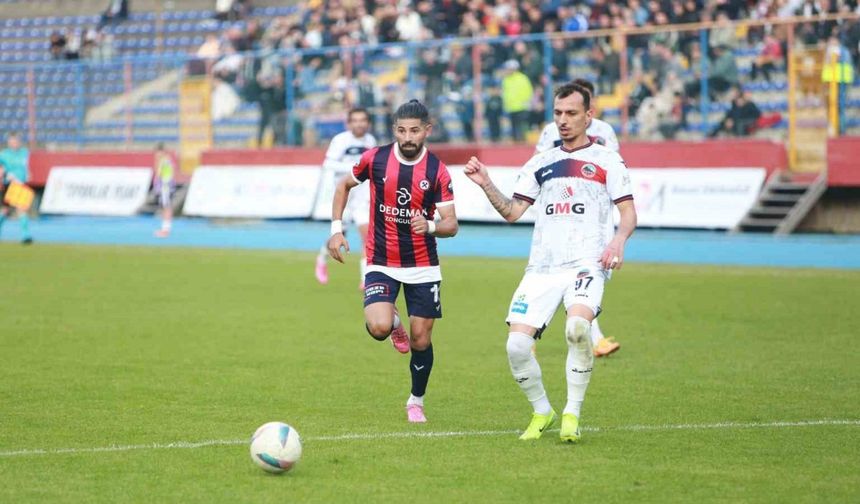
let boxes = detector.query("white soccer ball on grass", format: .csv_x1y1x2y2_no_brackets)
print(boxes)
249,422,302,474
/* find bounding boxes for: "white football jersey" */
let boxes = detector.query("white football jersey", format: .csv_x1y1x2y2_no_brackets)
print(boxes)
513,142,633,273
535,118,619,153
324,131,377,174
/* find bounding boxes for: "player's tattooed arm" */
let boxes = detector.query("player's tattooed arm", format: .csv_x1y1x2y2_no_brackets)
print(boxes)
482,182,516,218
464,156,531,223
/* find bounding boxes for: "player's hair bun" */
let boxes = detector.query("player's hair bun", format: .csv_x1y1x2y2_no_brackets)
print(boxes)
394,100,430,124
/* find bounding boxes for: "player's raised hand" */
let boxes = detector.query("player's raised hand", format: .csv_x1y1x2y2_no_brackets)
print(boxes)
601,239,625,270
464,156,489,185
411,215,430,235
327,233,350,263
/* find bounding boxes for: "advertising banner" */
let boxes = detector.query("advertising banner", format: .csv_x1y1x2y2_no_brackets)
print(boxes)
184,166,321,218
40,167,153,216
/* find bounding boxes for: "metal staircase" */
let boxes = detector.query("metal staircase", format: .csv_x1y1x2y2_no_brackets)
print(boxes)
736,171,828,234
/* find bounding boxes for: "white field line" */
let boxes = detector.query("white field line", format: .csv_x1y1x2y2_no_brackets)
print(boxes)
0,419,857,458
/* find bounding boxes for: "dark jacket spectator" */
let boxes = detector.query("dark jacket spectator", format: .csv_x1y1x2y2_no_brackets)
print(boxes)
709,89,762,137
98,0,129,30
49,31,66,60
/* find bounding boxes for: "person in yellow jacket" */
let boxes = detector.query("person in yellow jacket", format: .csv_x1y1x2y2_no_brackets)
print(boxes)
821,35,855,85
501,59,534,142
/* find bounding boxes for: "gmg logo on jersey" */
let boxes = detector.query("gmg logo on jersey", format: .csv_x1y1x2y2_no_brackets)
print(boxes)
545,201,585,215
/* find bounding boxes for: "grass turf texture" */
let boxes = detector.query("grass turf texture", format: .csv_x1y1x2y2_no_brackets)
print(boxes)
1,243,858,503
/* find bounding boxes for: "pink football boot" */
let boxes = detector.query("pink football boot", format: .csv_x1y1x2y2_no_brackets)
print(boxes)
315,255,329,285
389,308,410,354
406,404,427,423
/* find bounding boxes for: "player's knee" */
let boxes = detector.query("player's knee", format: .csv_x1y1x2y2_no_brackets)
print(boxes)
365,322,391,341
410,331,430,351
565,316,592,346
506,332,534,363
411,337,429,351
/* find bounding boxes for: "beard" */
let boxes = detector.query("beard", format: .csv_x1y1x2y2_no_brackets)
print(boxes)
397,141,423,159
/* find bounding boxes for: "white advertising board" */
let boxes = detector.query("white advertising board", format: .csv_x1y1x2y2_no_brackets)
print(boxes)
40,167,153,216
627,168,766,229
183,166,321,218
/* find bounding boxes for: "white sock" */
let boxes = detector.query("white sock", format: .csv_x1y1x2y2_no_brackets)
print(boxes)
407,394,424,406
161,221,172,232
591,318,604,346
506,332,552,415
565,316,594,417
318,245,327,262
393,312,401,329
360,257,367,282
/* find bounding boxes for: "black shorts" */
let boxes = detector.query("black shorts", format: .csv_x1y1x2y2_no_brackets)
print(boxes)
363,271,442,319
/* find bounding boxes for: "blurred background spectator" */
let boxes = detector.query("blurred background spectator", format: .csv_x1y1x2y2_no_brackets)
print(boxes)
709,87,762,137
98,0,129,30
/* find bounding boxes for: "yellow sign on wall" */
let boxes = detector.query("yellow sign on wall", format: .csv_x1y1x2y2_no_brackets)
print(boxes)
178,77,213,173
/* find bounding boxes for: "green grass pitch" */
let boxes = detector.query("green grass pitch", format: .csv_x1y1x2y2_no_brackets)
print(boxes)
1,244,858,503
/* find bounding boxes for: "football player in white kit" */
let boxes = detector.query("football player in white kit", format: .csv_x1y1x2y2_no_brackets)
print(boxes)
315,108,377,288
536,79,622,358
464,83,637,442
535,78,619,153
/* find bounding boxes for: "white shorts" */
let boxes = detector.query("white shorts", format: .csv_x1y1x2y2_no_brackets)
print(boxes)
506,266,606,330
346,182,370,227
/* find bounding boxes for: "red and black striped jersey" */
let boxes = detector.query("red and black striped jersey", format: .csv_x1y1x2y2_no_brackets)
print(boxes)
352,143,454,269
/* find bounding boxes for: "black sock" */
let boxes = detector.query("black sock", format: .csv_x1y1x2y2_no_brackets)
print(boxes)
409,344,434,397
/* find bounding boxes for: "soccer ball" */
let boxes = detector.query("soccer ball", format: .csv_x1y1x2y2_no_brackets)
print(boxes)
249,422,302,474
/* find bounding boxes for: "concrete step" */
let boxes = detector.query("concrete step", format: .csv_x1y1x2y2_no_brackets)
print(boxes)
760,193,802,204
748,206,792,216
769,182,810,193
738,217,782,228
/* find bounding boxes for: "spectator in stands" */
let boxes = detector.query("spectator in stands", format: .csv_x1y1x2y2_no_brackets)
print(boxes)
80,28,99,60
298,57,322,96
355,69,380,136
63,28,81,60
0,133,32,245
750,33,784,82
395,4,424,42
98,0,129,30
708,87,762,137
650,12,678,50
256,51,287,146
685,44,738,99
709,44,740,95
845,17,860,69
215,0,251,22
446,44,473,90
417,49,446,107
821,34,855,107
196,34,222,61
450,87,476,142
48,31,66,60
500,59,533,141
485,86,504,142
591,41,621,95
659,92,686,140
377,4,401,43
512,40,543,87
709,12,737,50
628,70,656,117
549,36,570,82
637,72,683,139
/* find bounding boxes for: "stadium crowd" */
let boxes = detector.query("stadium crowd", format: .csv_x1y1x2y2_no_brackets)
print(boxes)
185,0,858,145
34,0,860,144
